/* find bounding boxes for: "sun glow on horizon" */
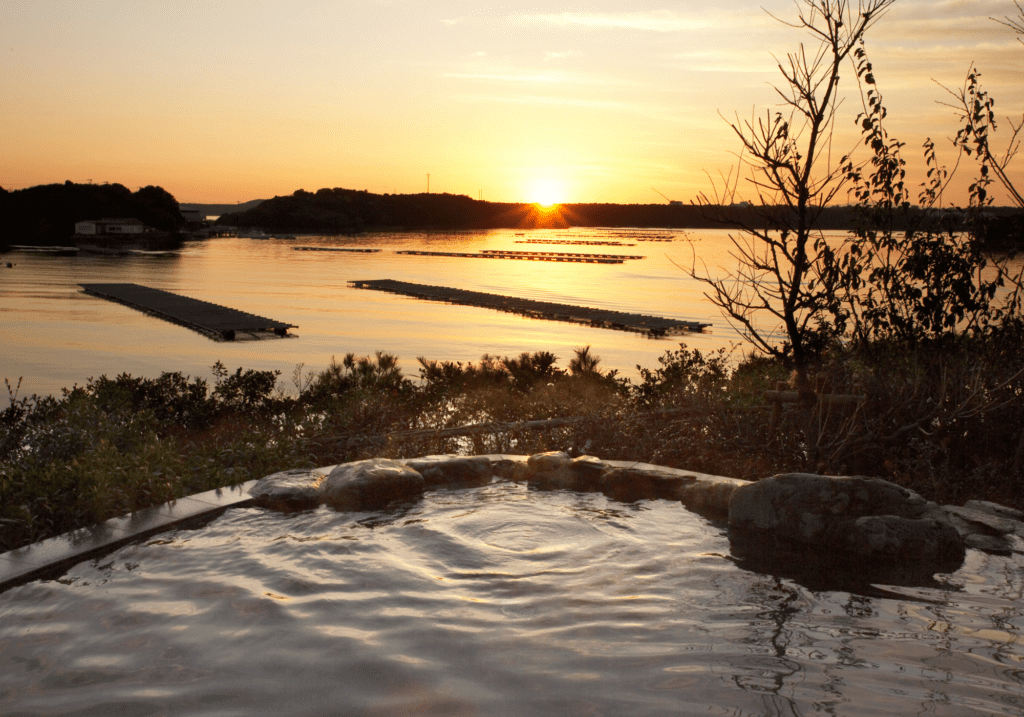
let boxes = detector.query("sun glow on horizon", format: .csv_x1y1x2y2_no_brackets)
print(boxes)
2,3,1018,206
528,178,566,207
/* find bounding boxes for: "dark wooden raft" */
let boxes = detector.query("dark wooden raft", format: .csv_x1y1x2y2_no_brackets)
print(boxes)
80,283,296,341
349,279,709,336
394,250,629,264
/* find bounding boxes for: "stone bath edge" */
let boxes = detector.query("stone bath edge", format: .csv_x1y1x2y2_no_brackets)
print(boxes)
3,453,1020,594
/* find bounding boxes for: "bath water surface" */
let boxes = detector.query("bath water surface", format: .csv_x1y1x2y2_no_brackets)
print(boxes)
2,480,1023,716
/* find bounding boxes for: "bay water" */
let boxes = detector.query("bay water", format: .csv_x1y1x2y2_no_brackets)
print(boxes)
2,228,756,401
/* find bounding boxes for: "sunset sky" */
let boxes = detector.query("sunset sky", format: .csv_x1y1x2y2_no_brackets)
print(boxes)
2,1,1022,206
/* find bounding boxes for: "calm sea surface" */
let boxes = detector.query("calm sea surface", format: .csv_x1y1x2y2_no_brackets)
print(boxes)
2,228,761,400
3,481,1024,715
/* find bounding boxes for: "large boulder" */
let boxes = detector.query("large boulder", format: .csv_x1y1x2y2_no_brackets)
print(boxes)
729,473,965,573
600,467,695,502
322,458,425,511
403,455,493,489
942,503,1024,556
249,468,327,510
527,452,609,491
964,499,1024,525
489,456,529,482
679,476,751,520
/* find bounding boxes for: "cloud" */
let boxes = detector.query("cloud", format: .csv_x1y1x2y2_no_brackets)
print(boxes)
880,40,1020,57
889,0,1013,21
873,0,1024,45
662,50,782,74
544,50,581,61
507,10,728,33
448,91,709,126
440,67,642,90
440,8,753,34
441,71,571,84
452,92,649,113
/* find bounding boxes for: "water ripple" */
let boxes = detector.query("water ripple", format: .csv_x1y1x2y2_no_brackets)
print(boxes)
3,483,1024,715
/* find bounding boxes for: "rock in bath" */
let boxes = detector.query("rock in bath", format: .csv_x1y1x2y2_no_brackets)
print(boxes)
403,455,493,489
527,451,609,491
248,468,328,510
322,458,425,511
728,473,965,572
599,467,695,502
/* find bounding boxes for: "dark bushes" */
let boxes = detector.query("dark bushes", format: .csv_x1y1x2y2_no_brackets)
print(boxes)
0,366,291,551
3,338,1024,553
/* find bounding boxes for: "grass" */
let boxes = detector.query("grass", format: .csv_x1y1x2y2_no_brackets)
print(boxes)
3,337,1024,553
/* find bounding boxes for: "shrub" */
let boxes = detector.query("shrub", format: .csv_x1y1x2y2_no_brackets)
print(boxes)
4,339,1024,554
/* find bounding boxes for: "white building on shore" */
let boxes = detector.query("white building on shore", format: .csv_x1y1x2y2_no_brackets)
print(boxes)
74,218,148,235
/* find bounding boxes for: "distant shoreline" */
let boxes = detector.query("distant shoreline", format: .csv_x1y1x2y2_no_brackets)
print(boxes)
4,182,1023,249
210,187,1024,244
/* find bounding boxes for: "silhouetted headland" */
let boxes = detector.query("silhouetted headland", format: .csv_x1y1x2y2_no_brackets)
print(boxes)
0,182,185,247
3,182,1022,248
214,187,1024,246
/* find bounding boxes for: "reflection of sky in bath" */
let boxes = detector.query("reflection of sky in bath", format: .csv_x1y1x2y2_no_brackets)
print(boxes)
1,1,1022,205
4,482,1024,715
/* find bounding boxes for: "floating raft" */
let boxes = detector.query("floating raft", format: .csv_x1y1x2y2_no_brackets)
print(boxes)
515,239,635,247
9,245,80,255
80,283,296,341
480,249,644,260
395,250,629,264
605,232,677,242
294,246,380,253
349,279,709,336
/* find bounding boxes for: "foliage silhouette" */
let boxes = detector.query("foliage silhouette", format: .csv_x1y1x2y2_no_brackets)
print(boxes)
692,0,895,386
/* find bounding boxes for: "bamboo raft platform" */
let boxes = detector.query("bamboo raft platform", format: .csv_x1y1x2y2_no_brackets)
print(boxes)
394,250,628,264
349,279,710,336
480,249,644,260
80,283,296,341
10,245,80,255
606,232,677,242
294,246,380,253
515,239,635,247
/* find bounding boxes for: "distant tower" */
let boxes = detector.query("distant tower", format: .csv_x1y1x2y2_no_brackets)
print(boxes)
427,174,430,194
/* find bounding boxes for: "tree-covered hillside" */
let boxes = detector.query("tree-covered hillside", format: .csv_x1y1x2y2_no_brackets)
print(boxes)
214,187,727,232
0,182,184,246
213,186,1024,240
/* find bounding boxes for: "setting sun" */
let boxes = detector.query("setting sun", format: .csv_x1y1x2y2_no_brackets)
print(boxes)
528,179,565,207
1,3,1019,206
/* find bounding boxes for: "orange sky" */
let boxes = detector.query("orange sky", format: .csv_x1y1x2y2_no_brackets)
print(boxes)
1,1,1022,206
